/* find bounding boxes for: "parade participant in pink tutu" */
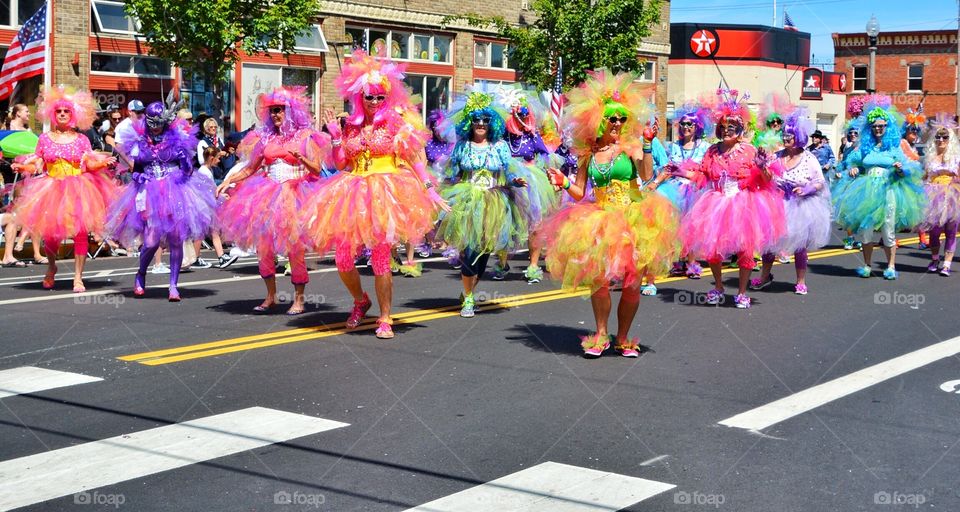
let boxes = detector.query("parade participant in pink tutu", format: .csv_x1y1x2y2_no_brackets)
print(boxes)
216,87,328,314
679,89,786,309
303,50,447,339
13,86,117,292
541,69,679,358
750,108,831,295
919,113,960,275
108,101,215,301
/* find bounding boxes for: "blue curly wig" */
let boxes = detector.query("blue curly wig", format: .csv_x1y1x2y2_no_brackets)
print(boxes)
441,84,509,143
855,98,904,156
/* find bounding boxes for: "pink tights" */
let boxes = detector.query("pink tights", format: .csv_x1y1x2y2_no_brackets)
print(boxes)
258,243,308,285
44,231,88,260
335,242,392,276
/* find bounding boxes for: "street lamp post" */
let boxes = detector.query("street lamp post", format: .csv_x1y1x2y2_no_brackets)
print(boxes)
866,15,880,94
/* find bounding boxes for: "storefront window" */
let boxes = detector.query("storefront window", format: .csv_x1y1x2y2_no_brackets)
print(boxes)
346,26,452,63
405,74,451,123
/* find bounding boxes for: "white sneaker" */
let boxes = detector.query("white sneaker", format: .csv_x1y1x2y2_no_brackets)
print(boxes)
150,262,171,274
229,246,251,258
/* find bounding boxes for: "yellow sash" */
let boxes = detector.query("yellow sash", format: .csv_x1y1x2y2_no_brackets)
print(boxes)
47,160,82,178
352,153,403,177
933,175,954,186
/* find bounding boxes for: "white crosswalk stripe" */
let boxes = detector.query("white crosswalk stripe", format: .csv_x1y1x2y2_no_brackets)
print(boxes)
405,461,675,512
0,407,349,511
0,367,102,399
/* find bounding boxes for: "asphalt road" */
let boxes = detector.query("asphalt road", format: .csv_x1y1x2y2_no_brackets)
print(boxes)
0,229,957,511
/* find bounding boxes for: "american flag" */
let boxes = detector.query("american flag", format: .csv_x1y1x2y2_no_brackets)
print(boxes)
550,56,563,130
0,2,47,101
783,10,798,32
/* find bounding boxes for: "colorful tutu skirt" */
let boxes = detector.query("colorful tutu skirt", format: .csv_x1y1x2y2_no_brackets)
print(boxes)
656,177,699,215
775,193,832,253
302,168,436,253
436,181,528,254
680,188,786,259
920,178,960,229
218,174,319,253
833,169,925,233
14,171,118,241
539,182,679,290
107,172,216,247
512,161,560,228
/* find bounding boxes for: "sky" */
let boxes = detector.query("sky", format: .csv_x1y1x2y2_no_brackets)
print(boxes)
670,0,958,69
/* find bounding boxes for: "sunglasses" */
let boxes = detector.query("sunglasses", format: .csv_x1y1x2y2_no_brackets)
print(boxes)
767,119,783,126
55,109,71,114
364,95,386,102
679,121,695,128
607,116,628,124
935,134,950,141
269,106,284,115
472,117,492,126
722,124,741,133
872,124,887,129
847,130,859,136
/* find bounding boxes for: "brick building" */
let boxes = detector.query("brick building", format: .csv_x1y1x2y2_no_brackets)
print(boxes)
0,0,670,133
833,29,959,117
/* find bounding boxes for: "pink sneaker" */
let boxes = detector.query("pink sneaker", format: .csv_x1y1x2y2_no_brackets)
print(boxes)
375,320,394,339
580,333,611,358
686,262,702,279
346,293,372,329
794,283,808,295
614,338,640,358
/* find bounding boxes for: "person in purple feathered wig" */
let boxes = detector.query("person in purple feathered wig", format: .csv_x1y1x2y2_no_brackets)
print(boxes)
650,100,713,279
107,101,216,301
215,86,329,315
751,107,831,296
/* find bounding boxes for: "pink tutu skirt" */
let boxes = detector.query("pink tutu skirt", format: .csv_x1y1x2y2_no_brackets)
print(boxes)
218,174,320,253
107,172,216,247
301,171,437,253
14,172,118,241
680,188,786,259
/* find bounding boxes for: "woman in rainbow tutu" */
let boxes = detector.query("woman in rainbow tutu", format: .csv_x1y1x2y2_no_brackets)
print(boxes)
13,86,117,292
216,87,327,314
108,101,216,301
303,51,447,339
833,96,925,279
750,107,831,295
918,113,960,276
678,89,786,309
435,87,529,318
541,69,679,358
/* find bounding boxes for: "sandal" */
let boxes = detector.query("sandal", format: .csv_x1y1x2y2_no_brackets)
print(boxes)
640,284,657,296
286,303,306,315
42,265,57,289
253,299,276,313
1,260,26,267
580,333,611,358
613,337,641,358
375,320,394,339
33,257,49,265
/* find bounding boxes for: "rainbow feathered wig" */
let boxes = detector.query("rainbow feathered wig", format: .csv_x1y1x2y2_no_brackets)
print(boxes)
758,92,795,127
37,85,96,131
257,86,313,137
854,94,904,153
903,108,926,135
336,50,414,127
443,83,509,143
563,68,650,156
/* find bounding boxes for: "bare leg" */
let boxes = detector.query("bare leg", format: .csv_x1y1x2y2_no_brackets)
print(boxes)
461,274,479,296
615,285,641,343
709,260,723,291
338,269,365,302
590,285,612,336
374,273,392,322
862,242,874,268
212,232,225,258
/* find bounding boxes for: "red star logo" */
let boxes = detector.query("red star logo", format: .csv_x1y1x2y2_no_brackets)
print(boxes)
690,30,717,58
805,75,819,89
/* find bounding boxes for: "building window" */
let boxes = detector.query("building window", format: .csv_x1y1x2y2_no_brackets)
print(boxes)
293,25,329,53
345,26,451,63
908,64,923,92
91,53,170,77
852,65,867,92
404,74,451,122
474,41,510,69
636,61,655,82
91,0,139,35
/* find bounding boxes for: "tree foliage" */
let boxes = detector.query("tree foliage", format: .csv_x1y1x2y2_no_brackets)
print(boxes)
124,0,320,99
446,0,662,91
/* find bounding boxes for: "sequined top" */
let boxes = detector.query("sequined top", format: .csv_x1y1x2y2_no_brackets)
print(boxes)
260,131,307,182
36,133,91,178
343,124,394,161
133,134,190,180
774,150,825,199
699,143,769,193
506,132,550,162
448,140,516,189
923,154,959,181
589,153,637,207
425,138,453,165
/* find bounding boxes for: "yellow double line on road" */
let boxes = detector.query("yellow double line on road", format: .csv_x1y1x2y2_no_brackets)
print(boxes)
119,238,917,365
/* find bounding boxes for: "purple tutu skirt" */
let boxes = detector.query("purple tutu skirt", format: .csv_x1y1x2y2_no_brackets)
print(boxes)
218,174,320,253
775,193,832,253
920,181,960,229
107,171,216,247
